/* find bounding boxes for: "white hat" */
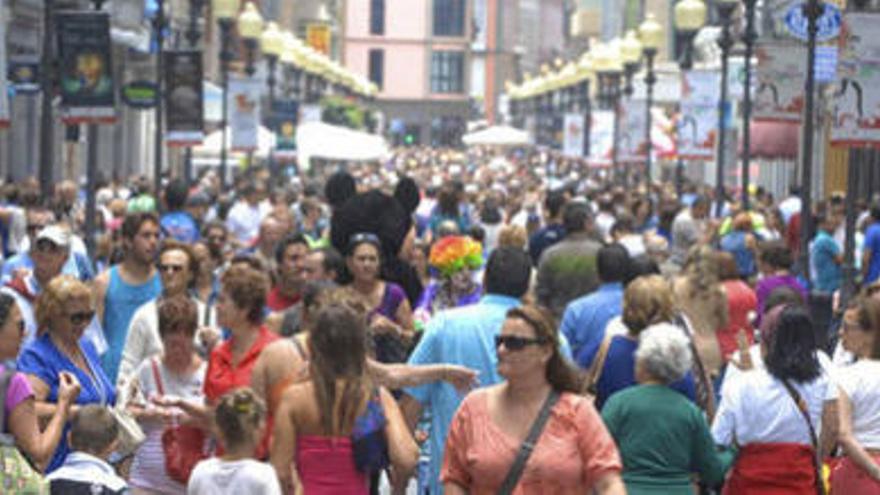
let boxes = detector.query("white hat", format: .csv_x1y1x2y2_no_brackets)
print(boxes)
35,225,71,248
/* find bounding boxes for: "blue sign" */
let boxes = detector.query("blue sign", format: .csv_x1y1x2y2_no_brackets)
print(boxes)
815,46,838,83
784,2,842,42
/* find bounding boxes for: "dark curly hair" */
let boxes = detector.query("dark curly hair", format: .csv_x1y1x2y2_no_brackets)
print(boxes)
765,305,821,383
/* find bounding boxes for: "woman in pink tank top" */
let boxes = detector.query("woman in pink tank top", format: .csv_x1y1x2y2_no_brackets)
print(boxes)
270,303,418,494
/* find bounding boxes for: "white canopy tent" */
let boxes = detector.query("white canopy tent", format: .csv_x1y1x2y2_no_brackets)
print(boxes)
194,125,277,158
296,121,390,171
462,125,532,147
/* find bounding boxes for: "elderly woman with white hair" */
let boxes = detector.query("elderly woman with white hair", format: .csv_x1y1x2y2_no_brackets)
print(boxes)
602,323,733,494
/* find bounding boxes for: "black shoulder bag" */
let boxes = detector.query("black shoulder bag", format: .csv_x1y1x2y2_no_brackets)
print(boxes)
780,378,827,495
497,390,561,495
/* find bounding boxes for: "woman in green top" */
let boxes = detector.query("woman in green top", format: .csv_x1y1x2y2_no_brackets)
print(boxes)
601,323,734,494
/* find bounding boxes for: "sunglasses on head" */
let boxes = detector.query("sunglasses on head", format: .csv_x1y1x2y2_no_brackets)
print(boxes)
69,311,95,326
349,232,381,248
494,335,549,351
158,263,185,274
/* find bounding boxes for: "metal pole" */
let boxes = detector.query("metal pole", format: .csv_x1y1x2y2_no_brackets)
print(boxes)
183,0,204,185
841,149,859,309
741,0,758,210
715,5,735,218
582,80,591,158
799,0,821,279
154,0,165,200
218,19,232,189
610,75,623,186
644,47,657,187
85,124,97,258
38,0,54,200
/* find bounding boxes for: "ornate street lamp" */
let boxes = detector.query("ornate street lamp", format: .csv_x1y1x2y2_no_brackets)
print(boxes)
620,30,643,97
674,0,707,199
238,2,264,76
640,13,663,187
281,31,305,100
594,41,625,185
576,52,593,158
714,0,739,218
740,0,758,209
674,0,707,70
798,0,824,278
183,0,207,183
212,0,240,188
261,21,284,104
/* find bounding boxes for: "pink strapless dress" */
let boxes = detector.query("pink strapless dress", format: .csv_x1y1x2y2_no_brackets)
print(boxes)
296,435,369,495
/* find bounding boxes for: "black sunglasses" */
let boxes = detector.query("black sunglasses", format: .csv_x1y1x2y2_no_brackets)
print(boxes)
494,335,549,351
349,232,381,248
69,311,95,326
158,263,185,274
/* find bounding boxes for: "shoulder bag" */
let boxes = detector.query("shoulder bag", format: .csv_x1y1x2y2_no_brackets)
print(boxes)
497,390,561,495
0,368,48,494
584,333,614,400
780,378,827,495
151,358,207,484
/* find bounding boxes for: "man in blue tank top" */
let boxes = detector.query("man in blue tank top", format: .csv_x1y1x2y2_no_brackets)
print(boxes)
94,212,162,383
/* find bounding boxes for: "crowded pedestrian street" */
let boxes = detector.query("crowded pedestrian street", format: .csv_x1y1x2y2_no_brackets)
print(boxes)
1,0,880,494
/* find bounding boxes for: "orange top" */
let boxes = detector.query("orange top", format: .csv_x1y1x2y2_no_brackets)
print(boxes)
441,389,621,494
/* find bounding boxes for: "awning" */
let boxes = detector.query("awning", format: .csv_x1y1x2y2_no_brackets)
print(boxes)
296,121,390,170
462,125,532,147
740,121,800,159
193,125,276,158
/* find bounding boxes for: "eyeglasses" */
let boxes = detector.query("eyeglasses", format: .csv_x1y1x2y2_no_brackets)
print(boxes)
34,239,63,253
158,264,185,274
494,335,548,351
68,310,95,326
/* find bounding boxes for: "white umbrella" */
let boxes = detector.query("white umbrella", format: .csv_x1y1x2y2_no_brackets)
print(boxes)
462,125,532,147
194,125,277,158
296,122,390,171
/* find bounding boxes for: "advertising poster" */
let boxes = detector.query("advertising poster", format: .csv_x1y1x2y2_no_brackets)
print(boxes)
753,42,806,122
0,1,8,128
271,99,299,160
562,113,585,158
587,110,614,167
306,24,331,55
619,98,647,163
677,103,716,160
56,11,116,124
830,13,880,147
227,74,261,151
165,50,204,146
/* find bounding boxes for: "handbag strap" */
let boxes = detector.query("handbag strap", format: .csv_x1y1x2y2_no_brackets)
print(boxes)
497,390,561,495
674,313,716,419
780,378,826,495
585,332,613,395
150,358,165,397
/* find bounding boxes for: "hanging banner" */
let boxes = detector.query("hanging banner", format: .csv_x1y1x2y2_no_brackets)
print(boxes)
0,1,9,128
56,11,116,124
753,42,806,122
677,103,716,160
587,110,614,167
619,98,648,163
306,24,331,55
271,99,298,160
7,58,40,94
830,13,880,148
165,50,204,146
562,113,585,158
682,69,719,105
227,74,261,151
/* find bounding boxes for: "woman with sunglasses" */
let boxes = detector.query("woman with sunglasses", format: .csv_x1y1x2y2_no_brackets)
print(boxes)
343,232,415,365
17,275,116,472
832,296,880,492
117,240,218,390
0,291,82,473
442,305,625,494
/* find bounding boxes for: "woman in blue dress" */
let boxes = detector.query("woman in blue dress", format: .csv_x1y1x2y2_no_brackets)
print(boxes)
18,275,116,472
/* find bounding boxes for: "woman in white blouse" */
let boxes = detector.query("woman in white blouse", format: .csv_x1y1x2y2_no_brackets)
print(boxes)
833,296,880,492
712,304,836,493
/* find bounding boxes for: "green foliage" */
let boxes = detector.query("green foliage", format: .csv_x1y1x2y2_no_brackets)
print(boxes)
320,95,372,130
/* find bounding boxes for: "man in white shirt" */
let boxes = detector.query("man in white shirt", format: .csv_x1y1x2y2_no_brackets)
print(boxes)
225,182,268,248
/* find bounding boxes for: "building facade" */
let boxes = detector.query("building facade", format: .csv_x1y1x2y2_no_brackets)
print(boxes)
343,0,471,146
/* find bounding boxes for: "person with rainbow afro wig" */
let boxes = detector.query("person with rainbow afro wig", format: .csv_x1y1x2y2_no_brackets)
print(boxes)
414,236,484,326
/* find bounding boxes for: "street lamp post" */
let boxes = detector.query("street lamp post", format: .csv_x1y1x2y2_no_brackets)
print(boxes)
740,0,758,209
38,0,55,199
238,2,263,76
260,21,283,176
213,0,240,188
798,0,823,279
621,31,643,186
577,52,593,160
594,42,624,185
674,0,707,200
640,14,663,188
714,0,738,218
183,0,206,184
153,0,166,199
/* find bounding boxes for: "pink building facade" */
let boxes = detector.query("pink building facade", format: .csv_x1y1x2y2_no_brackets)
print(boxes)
343,0,472,145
